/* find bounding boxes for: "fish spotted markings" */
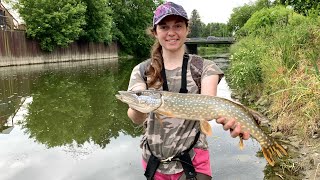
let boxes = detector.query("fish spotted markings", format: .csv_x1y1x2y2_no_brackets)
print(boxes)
116,90,288,166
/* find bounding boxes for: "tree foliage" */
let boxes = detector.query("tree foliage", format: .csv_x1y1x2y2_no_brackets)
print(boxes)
188,9,204,38
227,0,272,33
79,0,113,43
110,0,159,57
201,23,232,37
276,0,320,16
17,0,87,51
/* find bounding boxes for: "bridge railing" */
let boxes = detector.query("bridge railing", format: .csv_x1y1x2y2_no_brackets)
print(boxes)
185,37,235,44
185,37,235,54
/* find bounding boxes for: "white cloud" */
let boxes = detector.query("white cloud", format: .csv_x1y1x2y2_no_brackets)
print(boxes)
169,0,257,24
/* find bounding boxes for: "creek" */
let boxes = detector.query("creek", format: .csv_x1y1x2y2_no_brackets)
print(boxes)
0,57,267,180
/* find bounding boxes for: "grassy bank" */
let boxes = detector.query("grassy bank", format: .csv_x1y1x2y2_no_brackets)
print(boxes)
226,6,320,140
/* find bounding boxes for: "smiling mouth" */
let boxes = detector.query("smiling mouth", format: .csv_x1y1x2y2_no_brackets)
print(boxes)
167,39,179,43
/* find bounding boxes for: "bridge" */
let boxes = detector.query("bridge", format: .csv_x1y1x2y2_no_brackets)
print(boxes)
185,37,235,54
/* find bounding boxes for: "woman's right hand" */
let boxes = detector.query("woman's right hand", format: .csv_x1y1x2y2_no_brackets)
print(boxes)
216,116,250,140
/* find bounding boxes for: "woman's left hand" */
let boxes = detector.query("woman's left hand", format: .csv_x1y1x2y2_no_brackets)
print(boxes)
216,117,250,140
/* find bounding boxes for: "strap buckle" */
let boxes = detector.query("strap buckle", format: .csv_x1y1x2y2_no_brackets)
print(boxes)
160,156,174,163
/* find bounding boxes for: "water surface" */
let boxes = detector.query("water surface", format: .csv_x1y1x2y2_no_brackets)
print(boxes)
0,58,266,180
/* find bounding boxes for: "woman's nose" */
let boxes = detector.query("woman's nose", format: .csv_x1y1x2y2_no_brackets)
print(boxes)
167,28,175,36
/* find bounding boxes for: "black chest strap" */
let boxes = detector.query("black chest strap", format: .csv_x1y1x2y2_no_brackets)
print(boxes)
161,53,189,93
144,131,201,180
145,53,198,179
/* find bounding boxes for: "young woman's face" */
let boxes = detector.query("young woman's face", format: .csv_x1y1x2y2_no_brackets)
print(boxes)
154,15,189,53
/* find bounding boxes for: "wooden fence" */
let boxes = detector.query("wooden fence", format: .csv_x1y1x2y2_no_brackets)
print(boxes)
0,30,118,67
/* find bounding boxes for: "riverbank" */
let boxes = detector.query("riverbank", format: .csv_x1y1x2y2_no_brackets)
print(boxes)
281,133,320,179
232,92,320,180
226,6,320,180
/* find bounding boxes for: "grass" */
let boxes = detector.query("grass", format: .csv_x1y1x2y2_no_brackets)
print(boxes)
227,6,320,141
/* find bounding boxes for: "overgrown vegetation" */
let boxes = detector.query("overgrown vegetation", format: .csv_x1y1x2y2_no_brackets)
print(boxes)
109,0,159,58
17,0,87,52
227,0,273,33
226,5,320,140
276,0,320,16
13,0,159,57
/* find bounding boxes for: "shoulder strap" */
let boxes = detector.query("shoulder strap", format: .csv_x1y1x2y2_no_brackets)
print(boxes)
190,54,204,94
139,55,203,93
179,53,189,93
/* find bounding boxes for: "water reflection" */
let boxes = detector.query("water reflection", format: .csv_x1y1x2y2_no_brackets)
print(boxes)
0,58,267,180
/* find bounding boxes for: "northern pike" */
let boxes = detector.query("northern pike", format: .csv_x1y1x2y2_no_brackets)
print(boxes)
115,90,288,166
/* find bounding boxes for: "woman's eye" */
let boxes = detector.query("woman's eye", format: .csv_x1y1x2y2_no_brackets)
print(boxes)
159,25,168,30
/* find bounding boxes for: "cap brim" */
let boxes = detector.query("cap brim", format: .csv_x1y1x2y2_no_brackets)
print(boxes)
154,14,188,26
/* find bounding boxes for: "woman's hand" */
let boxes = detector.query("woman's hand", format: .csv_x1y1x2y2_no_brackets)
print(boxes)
128,107,147,125
216,117,250,140
200,74,249,139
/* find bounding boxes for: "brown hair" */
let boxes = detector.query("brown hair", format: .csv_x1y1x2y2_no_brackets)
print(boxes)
146,20,189,89
146,38,163,89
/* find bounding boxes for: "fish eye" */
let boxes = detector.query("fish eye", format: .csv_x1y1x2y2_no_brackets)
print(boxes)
136,92,142,96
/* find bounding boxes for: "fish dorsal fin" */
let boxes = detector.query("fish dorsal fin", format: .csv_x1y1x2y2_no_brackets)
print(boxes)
246,108,268,126
214,96,265,126
230,100,266,126
200,120,212,136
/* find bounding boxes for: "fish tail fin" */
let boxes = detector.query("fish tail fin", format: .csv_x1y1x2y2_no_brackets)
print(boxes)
262,147,275,166
261,142,287,166
275,142,288,156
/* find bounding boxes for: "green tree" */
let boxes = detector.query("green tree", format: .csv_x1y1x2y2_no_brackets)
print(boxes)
80,0,113,43
189,9,204,38
227,0,272,33
201,23,232,37
110,0,159,57
17,0,86,51
276,0,320,16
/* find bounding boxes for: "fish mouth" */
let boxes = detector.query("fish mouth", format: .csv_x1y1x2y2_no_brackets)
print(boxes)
115,94,122,100
115,91,135,103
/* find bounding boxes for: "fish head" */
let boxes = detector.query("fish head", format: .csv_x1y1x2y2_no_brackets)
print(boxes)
115,90,162,113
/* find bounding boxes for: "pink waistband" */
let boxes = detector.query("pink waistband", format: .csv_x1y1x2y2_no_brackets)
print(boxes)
142,148,212,179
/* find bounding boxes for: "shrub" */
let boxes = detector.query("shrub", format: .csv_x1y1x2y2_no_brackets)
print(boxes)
226,37,266,96
228,5,320,139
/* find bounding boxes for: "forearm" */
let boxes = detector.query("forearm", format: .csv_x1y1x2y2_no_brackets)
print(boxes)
127,107,147,125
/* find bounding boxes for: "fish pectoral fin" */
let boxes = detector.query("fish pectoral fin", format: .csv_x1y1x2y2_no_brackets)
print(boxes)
200,120,212,136
239,136,244,150
159,111,175,118
155,113,164,127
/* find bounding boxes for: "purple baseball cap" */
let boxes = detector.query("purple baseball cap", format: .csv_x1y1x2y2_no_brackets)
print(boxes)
153,2,188,27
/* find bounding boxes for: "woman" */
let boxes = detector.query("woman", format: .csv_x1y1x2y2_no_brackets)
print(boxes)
127,2,250,180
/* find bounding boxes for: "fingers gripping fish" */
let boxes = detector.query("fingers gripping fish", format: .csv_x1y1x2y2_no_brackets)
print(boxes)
116,90,288,166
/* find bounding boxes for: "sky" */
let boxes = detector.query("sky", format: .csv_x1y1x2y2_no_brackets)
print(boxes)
169,0,257,24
